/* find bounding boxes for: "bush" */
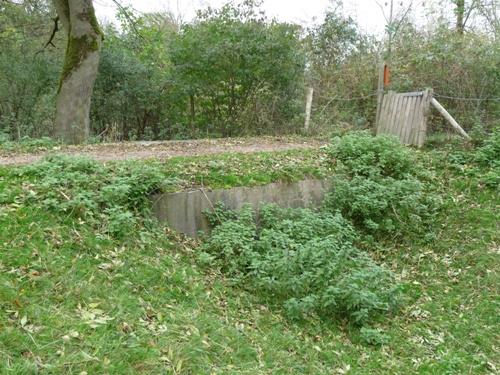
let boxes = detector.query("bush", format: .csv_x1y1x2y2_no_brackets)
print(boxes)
474,127,500,168
326,175,433,233
325,132,439,235
327,131,418,179
170,1,305,137
202,204,401,325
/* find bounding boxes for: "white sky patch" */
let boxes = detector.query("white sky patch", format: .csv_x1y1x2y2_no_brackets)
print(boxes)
92,0,418,36
92,0,447,38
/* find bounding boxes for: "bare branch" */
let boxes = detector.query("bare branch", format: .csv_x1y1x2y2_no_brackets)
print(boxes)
463,0,480,28
392,0,414,38
374,0,390,23
43,15,58,48
34,15,59,55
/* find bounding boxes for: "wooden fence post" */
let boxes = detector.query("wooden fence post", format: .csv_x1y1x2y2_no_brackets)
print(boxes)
304,87,314,131
375,62,386,130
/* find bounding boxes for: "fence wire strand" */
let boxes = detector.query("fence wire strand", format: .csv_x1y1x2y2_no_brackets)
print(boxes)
316,91,499,103
317,92,378,102
434,93,500,102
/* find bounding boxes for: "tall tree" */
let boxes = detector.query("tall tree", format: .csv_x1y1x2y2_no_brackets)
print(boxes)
53,0,103,144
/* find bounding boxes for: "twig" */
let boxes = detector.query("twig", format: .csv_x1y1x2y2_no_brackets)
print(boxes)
374,0,390,23
43,16,59,48
392,1,414,39
110,0,144,39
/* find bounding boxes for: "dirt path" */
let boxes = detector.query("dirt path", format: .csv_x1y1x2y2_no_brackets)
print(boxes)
0,137,327,166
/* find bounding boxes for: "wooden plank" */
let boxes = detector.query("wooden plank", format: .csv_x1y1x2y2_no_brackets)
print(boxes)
403,96,415,144
399,96,413,143
389,93,402,137
394,94,406,139
382,92,394,135
431,98,470,139
414,96,425,145
401,91,425,97
414,94,424,146
382,92,395,135
407,96,420,145
401,97,413,144
376,92,384,133
376,92,386,134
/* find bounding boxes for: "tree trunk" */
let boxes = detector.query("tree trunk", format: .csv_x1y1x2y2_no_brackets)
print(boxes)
456,0,465,34
189,94,195,134
53,0,103,144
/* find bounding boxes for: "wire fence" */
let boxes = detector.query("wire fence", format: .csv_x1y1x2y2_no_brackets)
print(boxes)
312,89,497,134
316,92,378,102
315,90,500,103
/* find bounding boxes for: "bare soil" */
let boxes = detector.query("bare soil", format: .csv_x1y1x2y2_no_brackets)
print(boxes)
0,136,327,166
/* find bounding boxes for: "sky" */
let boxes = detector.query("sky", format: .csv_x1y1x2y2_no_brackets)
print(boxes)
92,0,431,36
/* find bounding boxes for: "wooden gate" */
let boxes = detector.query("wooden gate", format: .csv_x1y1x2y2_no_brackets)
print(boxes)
376,89,432,147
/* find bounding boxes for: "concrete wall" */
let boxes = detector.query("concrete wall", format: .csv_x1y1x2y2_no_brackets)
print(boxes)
152,179,331,238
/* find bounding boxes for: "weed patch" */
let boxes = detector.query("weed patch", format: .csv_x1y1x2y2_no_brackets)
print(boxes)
202,204,402,326
324,131,441,235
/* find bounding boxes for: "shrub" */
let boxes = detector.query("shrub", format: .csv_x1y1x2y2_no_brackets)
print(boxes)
325,175,437,233
327,131,418,179
359,327,390,346
474,127,499,168
325,132,439,235
202,204,401,325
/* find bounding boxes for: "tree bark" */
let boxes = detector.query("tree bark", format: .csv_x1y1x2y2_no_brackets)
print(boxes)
53,0,103,144
189,94,195,134
456,0,465,34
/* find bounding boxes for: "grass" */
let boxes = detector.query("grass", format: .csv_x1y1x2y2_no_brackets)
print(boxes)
0,137,61,154
159,149,329,191
0,135,325,156
0,146,498,374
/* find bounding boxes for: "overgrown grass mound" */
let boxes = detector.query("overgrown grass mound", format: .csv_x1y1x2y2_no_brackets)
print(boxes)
9,156,172,238
202,204,401,325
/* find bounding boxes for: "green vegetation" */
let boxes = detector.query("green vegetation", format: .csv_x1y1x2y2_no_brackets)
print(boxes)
202,204,401,326
0,136,60,154
169,2,305,137
160,149,328,190
324,132,440,235
1,1,498,141
0,0,498,370
1,133,498,373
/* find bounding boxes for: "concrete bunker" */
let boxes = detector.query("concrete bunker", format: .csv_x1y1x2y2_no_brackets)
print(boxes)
152,178,331,238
